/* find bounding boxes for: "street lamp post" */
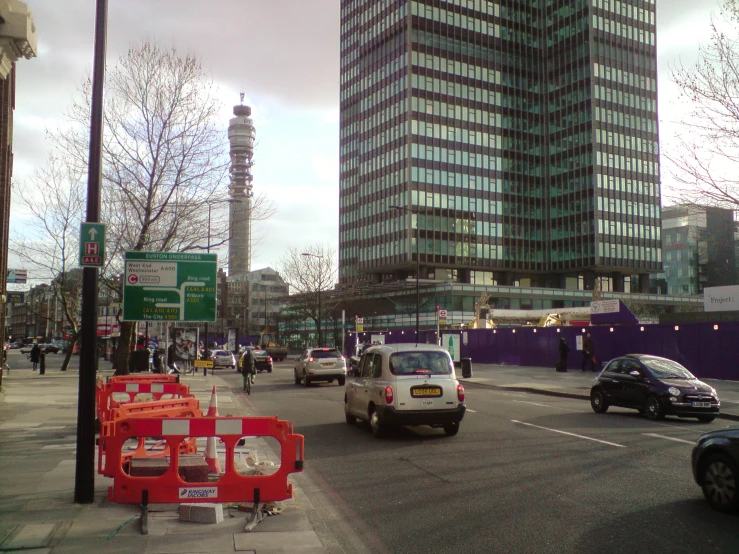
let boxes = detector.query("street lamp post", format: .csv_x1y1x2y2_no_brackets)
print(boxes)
391,205,420,340
302,252,324,346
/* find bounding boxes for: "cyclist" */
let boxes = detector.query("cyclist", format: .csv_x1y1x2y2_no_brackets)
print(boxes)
242,347,256,392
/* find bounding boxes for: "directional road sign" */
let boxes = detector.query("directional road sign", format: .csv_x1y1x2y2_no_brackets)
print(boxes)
122,252,217,322
6,269,27,284
79,223,106,267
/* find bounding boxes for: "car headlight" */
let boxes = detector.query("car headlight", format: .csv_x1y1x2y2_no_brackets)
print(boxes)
668,387,681,397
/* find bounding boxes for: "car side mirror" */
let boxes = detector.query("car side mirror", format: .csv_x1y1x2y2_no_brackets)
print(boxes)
629,370,641,378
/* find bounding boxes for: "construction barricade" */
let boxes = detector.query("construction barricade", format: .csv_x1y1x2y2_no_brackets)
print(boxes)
108,374,179,384
98,398,203,477
106,416,304,505
97,381,194,423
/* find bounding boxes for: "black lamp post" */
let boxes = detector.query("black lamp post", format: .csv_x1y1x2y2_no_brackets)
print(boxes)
302,252,324,346
391,205,419,340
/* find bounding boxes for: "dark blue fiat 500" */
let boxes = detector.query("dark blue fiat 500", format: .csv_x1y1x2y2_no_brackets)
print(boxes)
590,354,720,422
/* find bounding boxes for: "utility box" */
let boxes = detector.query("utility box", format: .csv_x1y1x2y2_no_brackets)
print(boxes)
461,358,472,379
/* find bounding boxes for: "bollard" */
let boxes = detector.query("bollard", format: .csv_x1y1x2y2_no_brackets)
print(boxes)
39,351,46,375
461,357,472,379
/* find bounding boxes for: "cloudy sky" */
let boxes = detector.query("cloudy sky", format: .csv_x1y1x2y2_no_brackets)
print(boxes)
10,0,724,277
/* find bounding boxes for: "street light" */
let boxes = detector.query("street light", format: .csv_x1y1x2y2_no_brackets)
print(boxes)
391,205,420,340
302,252,324,346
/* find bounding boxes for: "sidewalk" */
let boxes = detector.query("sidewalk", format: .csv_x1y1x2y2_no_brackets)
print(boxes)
465,363,739,422
0,362,327,553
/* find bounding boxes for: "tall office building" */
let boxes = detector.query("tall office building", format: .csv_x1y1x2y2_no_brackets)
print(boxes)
339,0,661,296
227,96,256,277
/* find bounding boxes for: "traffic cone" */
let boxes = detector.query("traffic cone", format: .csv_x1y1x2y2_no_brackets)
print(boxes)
206,385,218,416
204,386,221,473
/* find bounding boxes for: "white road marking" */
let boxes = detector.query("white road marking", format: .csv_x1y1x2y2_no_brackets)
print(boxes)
466,409,477,413
511,420,626,448
642,433,695,445
512,400,581,412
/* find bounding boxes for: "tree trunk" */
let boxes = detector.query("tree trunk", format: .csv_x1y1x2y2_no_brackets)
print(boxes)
60,336,77,372
113,321,134,376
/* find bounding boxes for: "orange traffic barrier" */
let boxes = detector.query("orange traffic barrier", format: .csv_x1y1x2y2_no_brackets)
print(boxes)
106,416,304,505
97,381,193,423
98,398,202,477
108,374,178,384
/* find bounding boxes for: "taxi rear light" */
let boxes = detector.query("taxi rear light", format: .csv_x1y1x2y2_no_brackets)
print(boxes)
340,355,345,361
267,357,273,362
385,386,394,404
308,357,314,362
457,384,465,402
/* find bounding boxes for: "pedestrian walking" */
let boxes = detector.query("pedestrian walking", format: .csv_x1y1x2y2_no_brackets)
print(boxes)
557,337,569,372
30,343,41,371
581,333,596,372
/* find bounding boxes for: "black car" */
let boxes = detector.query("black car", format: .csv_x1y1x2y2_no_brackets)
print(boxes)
692,427,739,512
590,354,720,422
252,349,273,373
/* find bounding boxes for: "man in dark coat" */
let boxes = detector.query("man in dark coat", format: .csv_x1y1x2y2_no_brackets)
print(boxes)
30,343,41,371
581,333,595,372
557,337,570,372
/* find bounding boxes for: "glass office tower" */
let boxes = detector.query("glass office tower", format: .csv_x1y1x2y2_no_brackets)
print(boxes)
339,0,661,294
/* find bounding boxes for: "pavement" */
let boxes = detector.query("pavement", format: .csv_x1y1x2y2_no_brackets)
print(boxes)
464,362,739,421
0,353,328,554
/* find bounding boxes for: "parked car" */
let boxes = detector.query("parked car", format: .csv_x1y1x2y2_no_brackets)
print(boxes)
20,344,35,354
211,350,236,369
8,342,22,349
344,343,466,437
692,427,739,512
294,347,347,386
590,354,720,422
239,349,273,373
41,344,59,354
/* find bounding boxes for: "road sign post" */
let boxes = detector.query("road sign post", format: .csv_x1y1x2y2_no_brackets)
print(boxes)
123,252,217,322
79,223,106,267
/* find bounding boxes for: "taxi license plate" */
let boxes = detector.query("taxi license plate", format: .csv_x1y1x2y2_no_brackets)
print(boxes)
321,363,334,368
692,402,711,408
411,387,442,398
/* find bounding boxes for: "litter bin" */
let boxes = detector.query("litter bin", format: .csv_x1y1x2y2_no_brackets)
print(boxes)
461,357,472,379
39,351,46,375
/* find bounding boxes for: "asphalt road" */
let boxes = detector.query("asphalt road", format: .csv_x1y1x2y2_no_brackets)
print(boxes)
10,352,738,553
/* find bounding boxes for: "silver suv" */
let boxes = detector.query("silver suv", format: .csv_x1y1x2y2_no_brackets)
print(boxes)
344,343,466,437
294,348,347,387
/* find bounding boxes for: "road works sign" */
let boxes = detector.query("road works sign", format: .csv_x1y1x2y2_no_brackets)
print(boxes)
79,223,106,267
122,252,217,322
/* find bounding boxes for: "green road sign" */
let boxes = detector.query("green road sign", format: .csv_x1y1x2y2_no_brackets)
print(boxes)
122,252,217,322
79,223,106,267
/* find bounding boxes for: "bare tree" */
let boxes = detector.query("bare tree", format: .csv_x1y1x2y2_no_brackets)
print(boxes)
11,155,86,371
670,1,739,208
49,41,273,374
279,245,337,346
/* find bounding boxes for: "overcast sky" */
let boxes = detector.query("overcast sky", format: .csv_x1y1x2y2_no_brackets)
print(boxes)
10,0,723,279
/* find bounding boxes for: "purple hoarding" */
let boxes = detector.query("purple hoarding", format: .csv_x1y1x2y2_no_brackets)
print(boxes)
348,322,739,381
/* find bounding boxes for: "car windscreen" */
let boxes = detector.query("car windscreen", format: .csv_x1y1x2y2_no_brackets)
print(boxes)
389,351,452,375
214,351,231,357
641,357,695,379
253,350,268,356
311,349,342,359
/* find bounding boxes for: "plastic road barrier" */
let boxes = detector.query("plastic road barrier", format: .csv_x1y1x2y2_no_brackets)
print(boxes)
97,381,193,423
108,374,179,384
98,398,203,477
106,416,304,505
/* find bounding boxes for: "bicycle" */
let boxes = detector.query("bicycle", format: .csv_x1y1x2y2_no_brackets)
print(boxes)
243,370,254,395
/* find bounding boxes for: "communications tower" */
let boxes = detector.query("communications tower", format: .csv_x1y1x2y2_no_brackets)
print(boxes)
227,93,256,276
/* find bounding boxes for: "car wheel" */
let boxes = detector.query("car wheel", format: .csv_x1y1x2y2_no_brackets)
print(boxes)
267,367,272,373
369,407,386,438
294,370,300,385
443,422,460,436
700,453,739,512
338,376,346,386
590,389,609,414
303,373,311,387
644,395,665,421
698,416,716,423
